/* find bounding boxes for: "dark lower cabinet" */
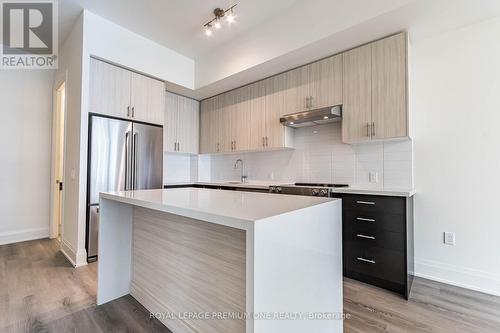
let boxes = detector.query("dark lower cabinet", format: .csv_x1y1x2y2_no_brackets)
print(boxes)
333,193,414,299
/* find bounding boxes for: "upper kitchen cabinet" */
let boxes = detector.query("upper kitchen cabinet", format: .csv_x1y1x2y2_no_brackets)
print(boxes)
165,92,199,154
371,33,408,140
282,54,343,115
89,58,165,126
199,96,219,154
309,54,343,110
342,32,408,144
342,44,372,144
130,72,166,125
283,65,310,114
89,58,131,119
265,74,294,149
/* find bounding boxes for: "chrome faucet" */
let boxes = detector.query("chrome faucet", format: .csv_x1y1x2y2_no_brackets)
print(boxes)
234,159,247,183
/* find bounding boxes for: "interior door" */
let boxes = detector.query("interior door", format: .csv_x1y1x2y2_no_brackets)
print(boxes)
132,123,163,190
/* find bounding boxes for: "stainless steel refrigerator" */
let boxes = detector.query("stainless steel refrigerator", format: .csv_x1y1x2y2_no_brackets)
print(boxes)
86,115,163,261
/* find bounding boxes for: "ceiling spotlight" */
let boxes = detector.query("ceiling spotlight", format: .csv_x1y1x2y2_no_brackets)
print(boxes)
323,116,329,119
226,9,235,23
214,18,221,29
203,4,237,36
205,24,212,36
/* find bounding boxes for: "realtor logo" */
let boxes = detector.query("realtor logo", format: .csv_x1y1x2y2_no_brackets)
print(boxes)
1,0,58,69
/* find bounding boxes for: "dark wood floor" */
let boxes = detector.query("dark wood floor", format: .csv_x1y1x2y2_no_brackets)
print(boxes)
1,239,499,333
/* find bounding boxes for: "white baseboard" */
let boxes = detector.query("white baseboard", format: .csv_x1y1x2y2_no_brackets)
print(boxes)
0,227,49,245
60,238,88,268
60,239,77,266
415,258,500,297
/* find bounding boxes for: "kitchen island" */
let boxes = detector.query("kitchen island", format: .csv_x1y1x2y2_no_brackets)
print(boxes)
98,188,343,333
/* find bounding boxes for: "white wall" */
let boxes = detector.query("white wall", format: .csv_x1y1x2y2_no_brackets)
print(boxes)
83,10,194,89
163,153,198,184
0,70,54,245
54,13,86,266
199,123,413,190
55,10,198,266
411,16,500,295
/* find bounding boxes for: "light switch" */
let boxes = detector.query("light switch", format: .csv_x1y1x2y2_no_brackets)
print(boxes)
444,232,456,245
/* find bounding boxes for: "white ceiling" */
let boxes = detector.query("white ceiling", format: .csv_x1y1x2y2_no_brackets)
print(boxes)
59,0,299,59
59,0,500,99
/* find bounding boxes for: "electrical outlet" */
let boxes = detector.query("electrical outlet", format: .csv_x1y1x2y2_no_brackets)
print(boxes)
444,232,456,245
369,172,379,183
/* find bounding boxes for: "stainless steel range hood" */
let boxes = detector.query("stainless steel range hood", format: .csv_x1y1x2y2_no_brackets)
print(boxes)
280,105,342,128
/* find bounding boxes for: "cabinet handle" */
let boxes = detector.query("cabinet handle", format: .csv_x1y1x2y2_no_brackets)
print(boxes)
372,122,375,137
357,257,376,264
177,142,180,152
356,234,375,240
132,107,135,118
127,106,130,117
262,137,265,148
356,201,375,205
356,217,375,222
310,96,313,108
217,143,220,152
173,142,176,151
366,123,370,137
265,136,268,147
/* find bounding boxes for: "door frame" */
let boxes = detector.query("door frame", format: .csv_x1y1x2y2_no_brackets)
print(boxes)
49,80,67,239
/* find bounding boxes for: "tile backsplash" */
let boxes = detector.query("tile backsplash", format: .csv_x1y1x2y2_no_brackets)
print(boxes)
196,122,413,189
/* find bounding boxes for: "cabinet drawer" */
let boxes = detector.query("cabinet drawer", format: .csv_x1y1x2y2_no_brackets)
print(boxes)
344,242,405,284
340,194,405,215
344,223,404,251
344,210,405,233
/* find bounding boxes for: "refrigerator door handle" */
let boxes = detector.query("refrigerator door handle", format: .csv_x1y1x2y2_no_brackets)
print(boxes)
133,132,138,190
125,132,130,190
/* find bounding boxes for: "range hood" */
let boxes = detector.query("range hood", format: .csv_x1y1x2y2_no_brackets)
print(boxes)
280,105,342,128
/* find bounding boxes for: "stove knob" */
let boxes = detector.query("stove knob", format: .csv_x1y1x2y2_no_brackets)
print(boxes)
269,186,275,193
320,189,328,197
276,187,282,193
311,189,319,196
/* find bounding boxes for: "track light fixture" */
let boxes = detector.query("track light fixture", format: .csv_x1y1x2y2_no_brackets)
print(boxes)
203,4,237,36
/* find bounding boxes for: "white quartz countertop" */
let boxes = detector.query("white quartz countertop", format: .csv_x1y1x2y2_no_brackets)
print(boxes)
101,188,337,228
163,181,290,190
164,182,415,197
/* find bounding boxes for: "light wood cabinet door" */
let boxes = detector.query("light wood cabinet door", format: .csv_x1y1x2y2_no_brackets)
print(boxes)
249,81,267,150
177,96,199,154
283,65,310,114
265,74,286,149
199,100,211,154
371,33,407,140
130,73,165,125
164,92,178,153
89,58,131,119
233,87,251,152
309,54,343,109
200,97,218,154
342,44,373,144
